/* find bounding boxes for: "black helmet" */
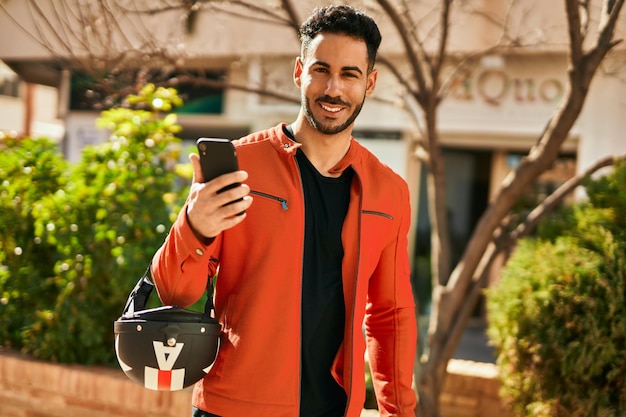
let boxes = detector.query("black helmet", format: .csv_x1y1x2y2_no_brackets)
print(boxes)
114,267,221,391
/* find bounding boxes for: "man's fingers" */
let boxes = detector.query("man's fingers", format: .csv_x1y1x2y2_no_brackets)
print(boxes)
189,153,205,183
207,171,248,194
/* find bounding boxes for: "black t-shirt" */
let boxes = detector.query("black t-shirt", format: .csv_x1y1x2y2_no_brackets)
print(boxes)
285,126,353,417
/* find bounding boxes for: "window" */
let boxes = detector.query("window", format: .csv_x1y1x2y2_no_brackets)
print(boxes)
69,68,226,113
0,63,19,97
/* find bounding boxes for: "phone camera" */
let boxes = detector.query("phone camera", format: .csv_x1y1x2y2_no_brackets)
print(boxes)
199,143,207,152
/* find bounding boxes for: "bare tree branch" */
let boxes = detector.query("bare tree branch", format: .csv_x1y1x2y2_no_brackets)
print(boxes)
174,74,300,104
507,152,626,242
26,0,74,56
432,0,451,89
566,0,585,64
375,0,429,104
593,0,625,55
279,0,301,33
439,241,497,365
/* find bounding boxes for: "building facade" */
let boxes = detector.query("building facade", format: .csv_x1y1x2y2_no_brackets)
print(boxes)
0,61,63,140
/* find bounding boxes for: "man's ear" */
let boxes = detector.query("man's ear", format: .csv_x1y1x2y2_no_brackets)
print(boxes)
293,57,303,88
365,68,378,97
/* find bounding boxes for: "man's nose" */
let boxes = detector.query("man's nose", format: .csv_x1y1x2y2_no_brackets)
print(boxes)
325,74,343,96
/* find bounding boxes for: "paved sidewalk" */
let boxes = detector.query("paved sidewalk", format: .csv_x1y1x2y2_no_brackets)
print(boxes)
453,320,496,363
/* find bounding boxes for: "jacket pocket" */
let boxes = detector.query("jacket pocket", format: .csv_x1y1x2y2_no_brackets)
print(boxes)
360,210,396,273
362,209,393,220
250,190,288,210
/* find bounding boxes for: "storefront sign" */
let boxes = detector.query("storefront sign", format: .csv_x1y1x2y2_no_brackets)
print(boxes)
450,68,564,106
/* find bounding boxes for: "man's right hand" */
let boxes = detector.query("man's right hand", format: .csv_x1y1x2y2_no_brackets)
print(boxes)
186,153,253,241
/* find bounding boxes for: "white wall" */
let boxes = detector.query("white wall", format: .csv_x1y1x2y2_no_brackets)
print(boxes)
0,62,64,140
358,138,409,181
577,64,626,176
30,84,64,140
0,95,23,133
64,112,107,162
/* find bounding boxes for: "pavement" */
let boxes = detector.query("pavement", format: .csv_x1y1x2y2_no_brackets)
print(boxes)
418,315,497,364
452,319,496,363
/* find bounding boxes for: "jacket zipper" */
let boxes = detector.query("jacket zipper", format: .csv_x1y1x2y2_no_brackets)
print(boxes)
249,190,288,210
344,172,362,417
293,155,306,415
362,210,393,220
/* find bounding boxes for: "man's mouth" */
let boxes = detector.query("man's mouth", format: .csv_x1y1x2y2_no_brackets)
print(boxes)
320,103,342,113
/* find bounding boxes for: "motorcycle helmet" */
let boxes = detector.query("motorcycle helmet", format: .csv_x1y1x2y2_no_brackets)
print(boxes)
114,266,221,391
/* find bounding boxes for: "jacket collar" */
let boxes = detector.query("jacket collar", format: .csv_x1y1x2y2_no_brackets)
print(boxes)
269,123,362,175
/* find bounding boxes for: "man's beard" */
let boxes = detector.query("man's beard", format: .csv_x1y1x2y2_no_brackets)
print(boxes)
302,95,365,135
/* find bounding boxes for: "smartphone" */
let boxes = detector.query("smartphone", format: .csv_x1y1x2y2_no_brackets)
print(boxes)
196,138,244,213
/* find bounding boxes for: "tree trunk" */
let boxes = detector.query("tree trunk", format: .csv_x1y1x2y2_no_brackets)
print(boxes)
415,351,447,417
415,281,456,417
415,376,441,417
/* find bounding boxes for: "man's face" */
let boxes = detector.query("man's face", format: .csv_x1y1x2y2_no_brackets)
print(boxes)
294,33,377,135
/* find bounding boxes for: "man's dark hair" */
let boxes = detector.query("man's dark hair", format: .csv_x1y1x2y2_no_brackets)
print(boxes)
299,5,382,71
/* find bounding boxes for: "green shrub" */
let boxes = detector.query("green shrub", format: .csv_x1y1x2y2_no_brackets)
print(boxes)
0,84,190,365
0,134,68,347
486,162,626,417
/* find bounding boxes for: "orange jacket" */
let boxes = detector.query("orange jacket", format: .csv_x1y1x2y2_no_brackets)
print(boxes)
152,124,417,417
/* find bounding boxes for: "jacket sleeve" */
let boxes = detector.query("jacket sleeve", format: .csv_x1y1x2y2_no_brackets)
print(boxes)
364,183,418,417
150,204,220,308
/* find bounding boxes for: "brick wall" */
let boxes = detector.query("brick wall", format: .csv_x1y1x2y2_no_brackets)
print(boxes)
0,350,512,417
0,350,191,417
441,359,513,417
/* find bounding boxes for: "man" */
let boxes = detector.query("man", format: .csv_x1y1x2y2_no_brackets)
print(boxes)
151,5,417,417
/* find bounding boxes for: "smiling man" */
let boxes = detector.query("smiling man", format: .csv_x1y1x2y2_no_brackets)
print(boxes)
151,5,418,417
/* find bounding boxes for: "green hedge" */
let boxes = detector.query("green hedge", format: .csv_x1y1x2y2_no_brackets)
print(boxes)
0,85,190,365
487,162,626,417
0,135,68,348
